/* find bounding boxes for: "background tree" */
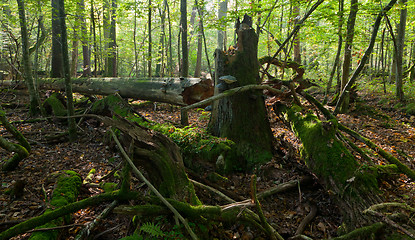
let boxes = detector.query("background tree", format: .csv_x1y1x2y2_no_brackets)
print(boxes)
395,0,407,101
16,0,42,116
338,0,358,113
180,0,188,77
51,0,63,78
58,0,76,140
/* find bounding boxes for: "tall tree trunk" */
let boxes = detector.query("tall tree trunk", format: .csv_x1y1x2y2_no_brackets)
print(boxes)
180,0,189,77
79,0,91,77
148,0,152,77
217,0,228,50
51,0,63,78
324,0,344,103
70,29,79,77
209,17,273,171
166,0,173,76
106,0,117,77
194,19,203,77
91,0,98,76
17,0,41,116
133,0,139,77
292,1,301,64
395,0,407,101
339,0,358,113
381,28,387,93
196,0,212,77
155,6,166,77
57,0,77,140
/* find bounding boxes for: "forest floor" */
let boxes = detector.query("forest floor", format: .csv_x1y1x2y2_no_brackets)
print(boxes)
1,87,415,240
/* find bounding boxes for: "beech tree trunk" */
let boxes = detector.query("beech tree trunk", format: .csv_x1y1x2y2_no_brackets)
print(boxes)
395,0,407,101
209,17,273,170
339,0,358,113
17,0,42,116
58,0,77,140
51,0,63,78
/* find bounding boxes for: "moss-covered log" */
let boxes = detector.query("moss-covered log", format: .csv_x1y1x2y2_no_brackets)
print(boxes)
43,92,68,118
28,171,82,240
275,104,383,233
0,191,141,240
209,15,274,170
91,94,199,204
302,91,415,180
0,105,30,171
0,136,29,171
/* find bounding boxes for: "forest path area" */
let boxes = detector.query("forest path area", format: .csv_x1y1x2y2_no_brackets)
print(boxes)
0,89,414,239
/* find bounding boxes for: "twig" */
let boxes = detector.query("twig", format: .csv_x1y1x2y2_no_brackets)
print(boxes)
190,179,235,204
251,175,283,240
364,208,415,238
110,129,198,240
75,200,118,240
27,223,84,233
181,84,282,125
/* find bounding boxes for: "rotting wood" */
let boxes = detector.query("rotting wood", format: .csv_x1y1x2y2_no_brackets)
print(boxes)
0,77,213,106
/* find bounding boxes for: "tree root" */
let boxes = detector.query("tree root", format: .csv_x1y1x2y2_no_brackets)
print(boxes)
363,202,415,239
329,222,384,240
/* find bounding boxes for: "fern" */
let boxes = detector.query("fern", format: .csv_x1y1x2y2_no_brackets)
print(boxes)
139,222,166,238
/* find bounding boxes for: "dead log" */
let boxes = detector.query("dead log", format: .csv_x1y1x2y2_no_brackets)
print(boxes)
274,103,398,237
0,77,213,106
28,171,82,240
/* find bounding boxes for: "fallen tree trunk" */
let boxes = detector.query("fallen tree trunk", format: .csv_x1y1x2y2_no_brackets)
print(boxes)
0,77,213,106
274,104,384,234
28,171,82,240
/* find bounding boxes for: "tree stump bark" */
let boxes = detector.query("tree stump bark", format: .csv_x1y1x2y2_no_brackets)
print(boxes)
209,17,273,170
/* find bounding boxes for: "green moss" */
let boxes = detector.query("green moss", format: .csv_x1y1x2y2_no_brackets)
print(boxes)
404,102,415,115
134,118,238,172
287,106,357,185
28,222,59,240
29,171,81,240
100,182,118,192
91,94,131,117
50,171,82,207
43,93,67,117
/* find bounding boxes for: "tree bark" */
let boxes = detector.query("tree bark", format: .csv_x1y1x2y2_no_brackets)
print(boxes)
209,18,273,170
395,0,407,101
148,0,152,77
58,0,77,140
79,0,91,77
51,0,63,78
324,0,344,103
194,19,203,77
17,0,42,116
334,0,397,115
180,0,188,77
106,0,117,77
339,0,358,113
217,0,228,50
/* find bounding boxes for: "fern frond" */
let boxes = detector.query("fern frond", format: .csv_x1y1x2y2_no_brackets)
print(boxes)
139,222,165,237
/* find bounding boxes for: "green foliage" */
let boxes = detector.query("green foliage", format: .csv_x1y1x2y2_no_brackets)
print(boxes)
139,222,165,238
